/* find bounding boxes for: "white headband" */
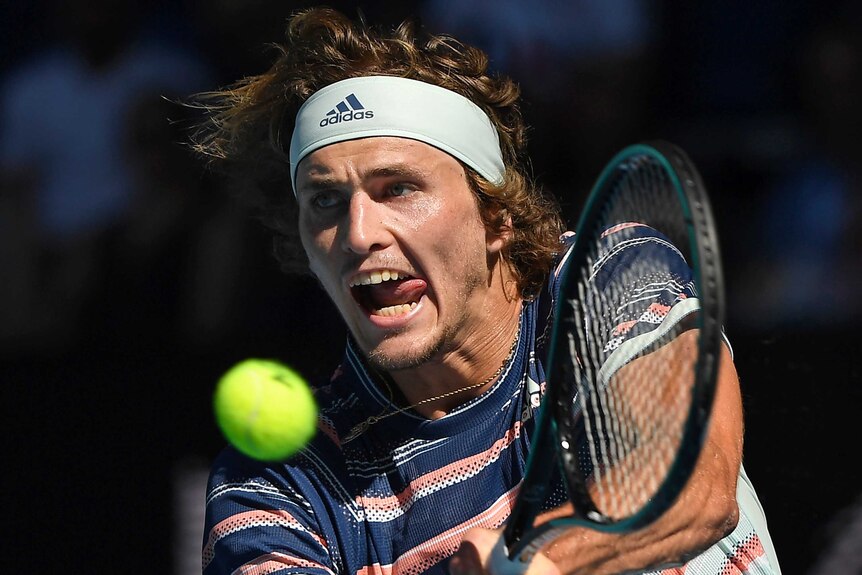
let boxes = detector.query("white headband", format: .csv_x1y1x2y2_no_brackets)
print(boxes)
288,76,506,193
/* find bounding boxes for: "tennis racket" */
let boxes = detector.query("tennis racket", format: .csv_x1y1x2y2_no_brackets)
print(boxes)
493,140,725,571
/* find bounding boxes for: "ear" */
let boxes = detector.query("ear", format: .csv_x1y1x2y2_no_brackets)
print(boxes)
486,211,513,255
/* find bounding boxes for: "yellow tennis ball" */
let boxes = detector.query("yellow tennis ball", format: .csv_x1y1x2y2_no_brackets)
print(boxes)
213,359,317,461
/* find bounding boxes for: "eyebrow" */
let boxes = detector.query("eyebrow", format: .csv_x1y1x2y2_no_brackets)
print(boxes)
296,177,341,194
296,162,431,195
365,163,430,181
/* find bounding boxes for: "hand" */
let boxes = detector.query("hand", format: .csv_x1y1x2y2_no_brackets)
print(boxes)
449,527,562,575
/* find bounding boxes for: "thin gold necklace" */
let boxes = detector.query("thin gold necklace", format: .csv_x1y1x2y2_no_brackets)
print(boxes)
342,313,522,444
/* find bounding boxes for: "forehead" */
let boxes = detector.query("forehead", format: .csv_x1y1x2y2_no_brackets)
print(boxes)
295,137,465,182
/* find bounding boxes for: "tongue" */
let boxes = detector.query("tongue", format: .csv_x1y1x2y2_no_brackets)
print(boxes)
367,279,427,307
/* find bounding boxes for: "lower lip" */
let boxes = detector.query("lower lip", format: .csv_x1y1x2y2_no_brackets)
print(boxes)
364,296,425,329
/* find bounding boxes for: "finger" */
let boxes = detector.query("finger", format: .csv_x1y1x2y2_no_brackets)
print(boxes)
450,537,483,575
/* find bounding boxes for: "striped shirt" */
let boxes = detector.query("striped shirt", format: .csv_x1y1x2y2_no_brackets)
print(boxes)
203,227,779,575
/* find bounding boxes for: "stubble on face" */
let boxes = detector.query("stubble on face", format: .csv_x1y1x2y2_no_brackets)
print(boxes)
364,245,487,373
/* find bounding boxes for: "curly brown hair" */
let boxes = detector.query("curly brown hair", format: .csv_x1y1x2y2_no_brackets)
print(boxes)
190,7,564,298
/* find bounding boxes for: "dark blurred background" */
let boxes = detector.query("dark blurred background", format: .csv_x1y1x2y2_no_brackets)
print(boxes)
1,1,860,573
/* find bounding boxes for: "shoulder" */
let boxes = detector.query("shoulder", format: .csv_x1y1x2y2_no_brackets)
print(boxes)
590,222,692,286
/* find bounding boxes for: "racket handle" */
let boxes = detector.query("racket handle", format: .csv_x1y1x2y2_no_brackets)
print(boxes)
489,536,530,575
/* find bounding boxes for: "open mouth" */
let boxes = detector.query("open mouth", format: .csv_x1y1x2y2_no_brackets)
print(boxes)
349,269,427,317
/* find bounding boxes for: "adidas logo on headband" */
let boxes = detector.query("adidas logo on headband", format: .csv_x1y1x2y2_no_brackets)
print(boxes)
320,93,375,127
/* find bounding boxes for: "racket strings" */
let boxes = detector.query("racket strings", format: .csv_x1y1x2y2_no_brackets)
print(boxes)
568,154,697,521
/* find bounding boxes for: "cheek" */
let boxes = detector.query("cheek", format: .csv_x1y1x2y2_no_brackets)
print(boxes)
396,194,443,232
427,214,490,284
299,209,335,249
305,253,344,309
300,223,337,277
409,192,480,238
435,203,487,250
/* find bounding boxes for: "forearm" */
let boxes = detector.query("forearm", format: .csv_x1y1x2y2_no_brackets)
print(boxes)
539,465,739,574
539,345,743,574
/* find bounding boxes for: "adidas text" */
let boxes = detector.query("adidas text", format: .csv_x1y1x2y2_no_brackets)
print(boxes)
319,110,374,127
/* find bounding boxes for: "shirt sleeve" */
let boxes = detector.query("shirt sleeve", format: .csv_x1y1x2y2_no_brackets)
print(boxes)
202,448,338,575
639,466,782,575
581,223,700,382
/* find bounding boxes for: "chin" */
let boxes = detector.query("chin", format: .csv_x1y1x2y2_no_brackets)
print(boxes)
364,337,440,372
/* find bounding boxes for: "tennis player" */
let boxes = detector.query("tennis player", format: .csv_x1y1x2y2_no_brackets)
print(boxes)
193,7,780,574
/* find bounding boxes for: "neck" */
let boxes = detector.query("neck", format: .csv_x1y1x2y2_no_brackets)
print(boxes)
387,290,523,419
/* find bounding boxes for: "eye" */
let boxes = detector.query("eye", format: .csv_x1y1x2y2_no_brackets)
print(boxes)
389,182,416,197
310,190,343,209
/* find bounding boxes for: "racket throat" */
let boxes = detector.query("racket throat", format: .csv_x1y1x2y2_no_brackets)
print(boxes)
558,438,611,525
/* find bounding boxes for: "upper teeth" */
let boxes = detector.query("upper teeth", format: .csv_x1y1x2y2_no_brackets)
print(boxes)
350,269,404,287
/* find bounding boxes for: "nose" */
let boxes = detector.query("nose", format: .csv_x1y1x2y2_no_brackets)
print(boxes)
340,192,389,254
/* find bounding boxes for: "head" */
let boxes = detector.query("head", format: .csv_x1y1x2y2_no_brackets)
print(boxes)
192,8,563,368
193,7,563,297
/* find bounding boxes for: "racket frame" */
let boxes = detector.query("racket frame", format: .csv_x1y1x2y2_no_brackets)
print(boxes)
502,141,725,562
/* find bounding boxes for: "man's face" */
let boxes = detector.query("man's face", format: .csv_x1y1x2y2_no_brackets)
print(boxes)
295,137,507,372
